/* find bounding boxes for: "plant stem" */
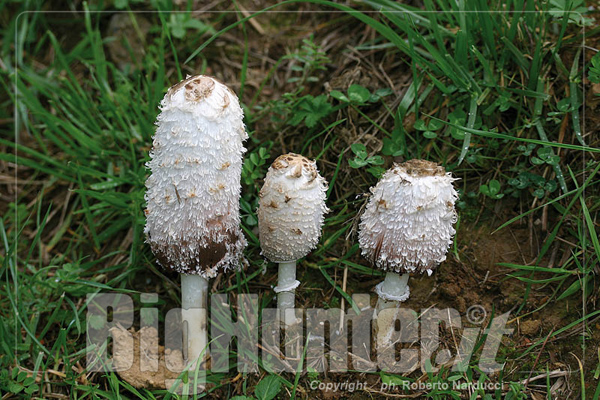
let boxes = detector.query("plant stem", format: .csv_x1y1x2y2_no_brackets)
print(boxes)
275,261,299,327
374,273,410,349
181,274,209,367
375,272,410,313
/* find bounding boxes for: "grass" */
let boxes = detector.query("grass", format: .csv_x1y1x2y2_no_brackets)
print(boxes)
1,0,599,398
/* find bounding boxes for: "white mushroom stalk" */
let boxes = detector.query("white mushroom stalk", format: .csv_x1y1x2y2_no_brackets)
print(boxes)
144,75,247,367
258,154,328,326
358,159,458,312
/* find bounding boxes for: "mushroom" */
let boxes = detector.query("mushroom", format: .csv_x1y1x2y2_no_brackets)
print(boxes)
144,75,247,367
257,153,328,326
358,159,458,311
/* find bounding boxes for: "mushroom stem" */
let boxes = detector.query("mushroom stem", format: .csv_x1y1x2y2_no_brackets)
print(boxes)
375,272,410,313
274,261,300,326
181,274,209,367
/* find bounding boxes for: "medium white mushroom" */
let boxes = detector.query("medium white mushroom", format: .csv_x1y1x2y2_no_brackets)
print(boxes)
144,75,247,367
258,153,328,326
358,159,458,310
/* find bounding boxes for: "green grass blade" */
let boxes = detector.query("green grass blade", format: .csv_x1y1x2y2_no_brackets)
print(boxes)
457,96,478,165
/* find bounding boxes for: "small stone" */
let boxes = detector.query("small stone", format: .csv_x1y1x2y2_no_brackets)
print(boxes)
111,326,186,390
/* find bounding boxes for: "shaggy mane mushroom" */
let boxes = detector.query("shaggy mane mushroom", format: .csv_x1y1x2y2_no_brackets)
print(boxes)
258,153,328,326
145,74,247,367
359,159,458,310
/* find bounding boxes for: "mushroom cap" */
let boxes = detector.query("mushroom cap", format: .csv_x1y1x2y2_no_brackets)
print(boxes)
258,153,329,262
144,75,248,278
358,159,458,274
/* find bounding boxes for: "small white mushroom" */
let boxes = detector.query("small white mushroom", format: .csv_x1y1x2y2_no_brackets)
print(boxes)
258,153,328,326
144,75,247,367
358,159,458,310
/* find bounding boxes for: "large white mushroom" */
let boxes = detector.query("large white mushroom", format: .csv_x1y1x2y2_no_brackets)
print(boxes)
144,75,247,367
258,153,328,326
358,159,458,311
